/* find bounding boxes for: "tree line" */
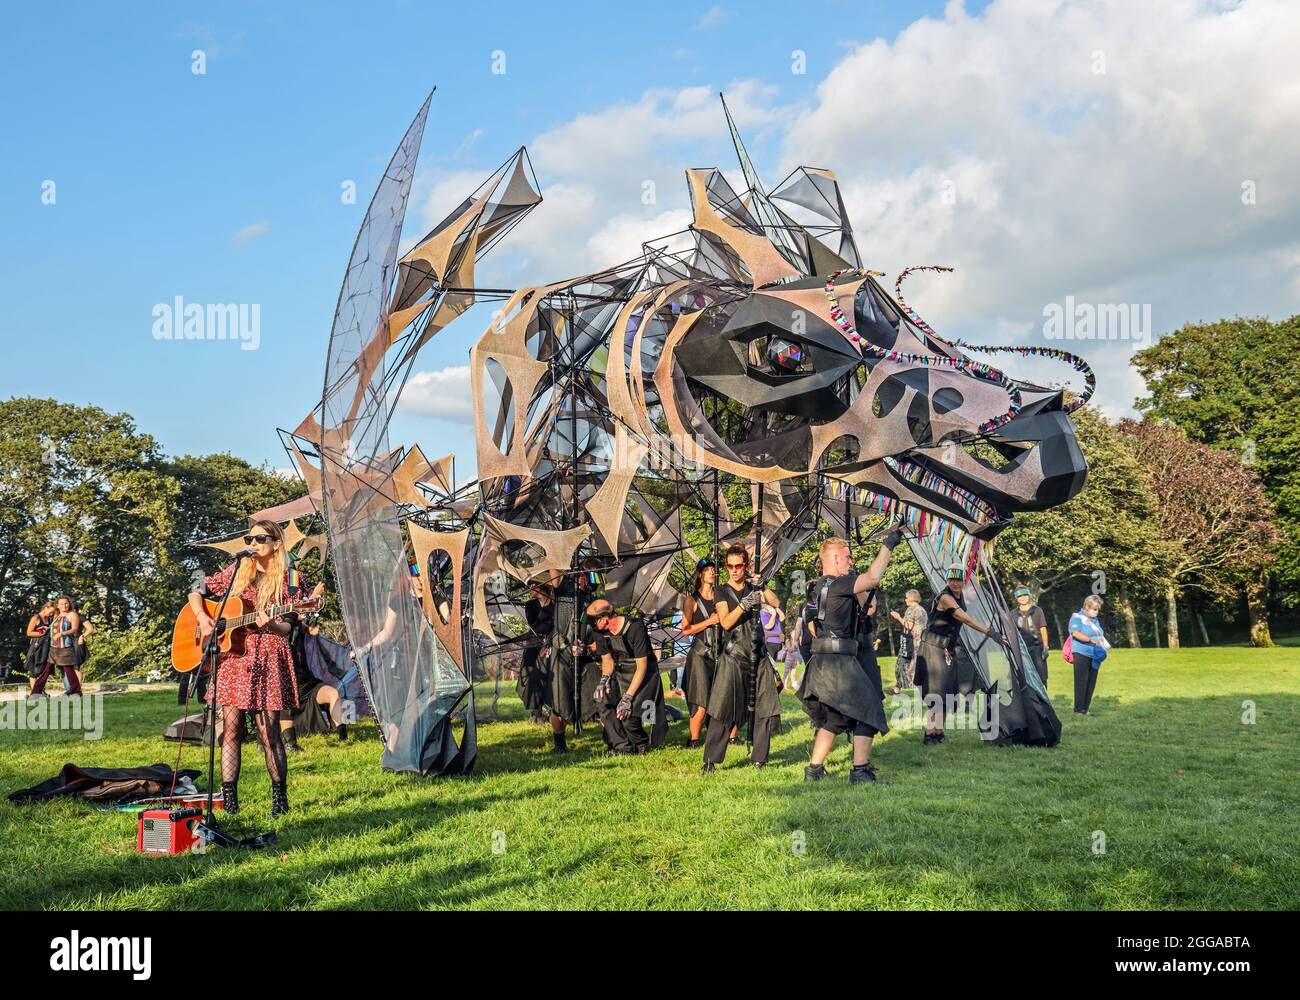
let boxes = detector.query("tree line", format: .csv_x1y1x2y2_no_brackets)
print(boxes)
0,397,303,674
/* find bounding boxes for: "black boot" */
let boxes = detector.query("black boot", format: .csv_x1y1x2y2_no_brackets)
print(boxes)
221,781,239,815
685,738,701,749
337,723,348,743
701,761,716,774
850,762,889,785
551,731,567,754
270,781,290,818
281,725,303,753
803,763,826,783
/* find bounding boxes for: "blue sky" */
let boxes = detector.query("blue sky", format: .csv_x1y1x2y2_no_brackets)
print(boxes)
4,0,1296,482
1,1,966,471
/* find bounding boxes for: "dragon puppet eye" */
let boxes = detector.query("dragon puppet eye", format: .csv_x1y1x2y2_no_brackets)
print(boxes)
759,336,814,376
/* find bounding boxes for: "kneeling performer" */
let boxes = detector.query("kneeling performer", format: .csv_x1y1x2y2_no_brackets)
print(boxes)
587,600,668,754
800,530,903,785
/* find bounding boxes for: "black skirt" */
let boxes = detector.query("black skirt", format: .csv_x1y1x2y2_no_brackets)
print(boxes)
549,646,601,722
707,638,782,725
798,649,889,736
916,631,979,698
287,677,335,735
516,644,550,712
26,635,50,671
682,638,714,714
608,657,669,750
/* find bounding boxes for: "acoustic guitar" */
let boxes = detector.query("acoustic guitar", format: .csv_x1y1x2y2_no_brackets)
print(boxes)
171,595,323,673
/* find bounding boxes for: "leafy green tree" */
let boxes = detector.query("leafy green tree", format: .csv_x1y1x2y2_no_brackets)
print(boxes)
1132,316,1300,607
991,408,1168,646
1118,418,1280,647
0,398,180,658
0,398,310,672
161,452,304,595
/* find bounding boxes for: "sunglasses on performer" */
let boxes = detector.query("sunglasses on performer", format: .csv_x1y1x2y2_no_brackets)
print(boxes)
725,562,746,570
244,534,274,545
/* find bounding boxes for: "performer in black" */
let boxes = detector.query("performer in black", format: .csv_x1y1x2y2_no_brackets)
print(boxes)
543,571,599,753
702,543,782,772
1013,586,1050,684
854,587,885,700
915,567,1005,745
518,581,555,724
23,600,55,696
679,557,720,748
798,579,818,663
800,532,902,785
279,581,330,752
586,599,668,754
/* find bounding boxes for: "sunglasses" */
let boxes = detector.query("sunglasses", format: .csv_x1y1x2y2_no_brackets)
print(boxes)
725,562,746,570
243,534,275,545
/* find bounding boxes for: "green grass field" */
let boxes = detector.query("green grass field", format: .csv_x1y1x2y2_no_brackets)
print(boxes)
2,646,1297,910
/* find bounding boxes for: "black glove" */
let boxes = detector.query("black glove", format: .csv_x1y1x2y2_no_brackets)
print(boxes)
616,694,634,721
594,674,614,702
740,590,763,611
882,528,905,551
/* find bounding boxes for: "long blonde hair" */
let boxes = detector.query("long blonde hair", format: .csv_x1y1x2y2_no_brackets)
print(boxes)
231,519,287,612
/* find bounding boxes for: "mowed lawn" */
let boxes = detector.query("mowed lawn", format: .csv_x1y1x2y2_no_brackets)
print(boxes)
1,646,1297,910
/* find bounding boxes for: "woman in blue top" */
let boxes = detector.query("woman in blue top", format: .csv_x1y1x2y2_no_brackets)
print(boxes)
1069,595,1108,714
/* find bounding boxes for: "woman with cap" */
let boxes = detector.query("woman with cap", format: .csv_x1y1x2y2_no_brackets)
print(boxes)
1013,586,1050,684
679,557,720,748
915,566,1006,745
1068,595,1108,714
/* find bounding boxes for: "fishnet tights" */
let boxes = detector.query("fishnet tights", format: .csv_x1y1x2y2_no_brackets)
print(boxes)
220,707,286,783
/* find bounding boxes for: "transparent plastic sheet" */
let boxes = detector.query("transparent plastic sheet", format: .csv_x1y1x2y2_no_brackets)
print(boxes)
908,534,1061,746
319,95,470,774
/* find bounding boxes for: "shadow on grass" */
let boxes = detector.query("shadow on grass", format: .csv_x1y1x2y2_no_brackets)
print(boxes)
760,690,1300,908
0,784,559,910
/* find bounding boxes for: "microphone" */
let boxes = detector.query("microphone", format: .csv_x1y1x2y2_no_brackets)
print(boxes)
232,547,255,559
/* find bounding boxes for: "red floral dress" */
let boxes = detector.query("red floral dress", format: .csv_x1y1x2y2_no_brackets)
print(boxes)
202,564,301,712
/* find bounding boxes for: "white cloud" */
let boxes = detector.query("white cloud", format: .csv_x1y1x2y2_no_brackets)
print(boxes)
413,81,788,282
232,221,270,245
398,365,475,422
695,5,728,30
405,0,1300,428
779,0,1300,413
584,209,696,269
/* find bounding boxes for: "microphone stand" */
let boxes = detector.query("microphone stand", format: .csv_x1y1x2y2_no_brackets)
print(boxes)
202,551,249,829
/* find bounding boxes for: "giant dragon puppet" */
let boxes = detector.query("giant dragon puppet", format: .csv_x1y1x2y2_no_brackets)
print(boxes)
276,91,1092,774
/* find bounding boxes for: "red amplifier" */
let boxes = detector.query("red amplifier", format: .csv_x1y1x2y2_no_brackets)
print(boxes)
137,807,203,855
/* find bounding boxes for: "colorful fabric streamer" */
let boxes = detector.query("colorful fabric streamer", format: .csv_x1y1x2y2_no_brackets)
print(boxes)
823,268,1025,434
893,266,1097,414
